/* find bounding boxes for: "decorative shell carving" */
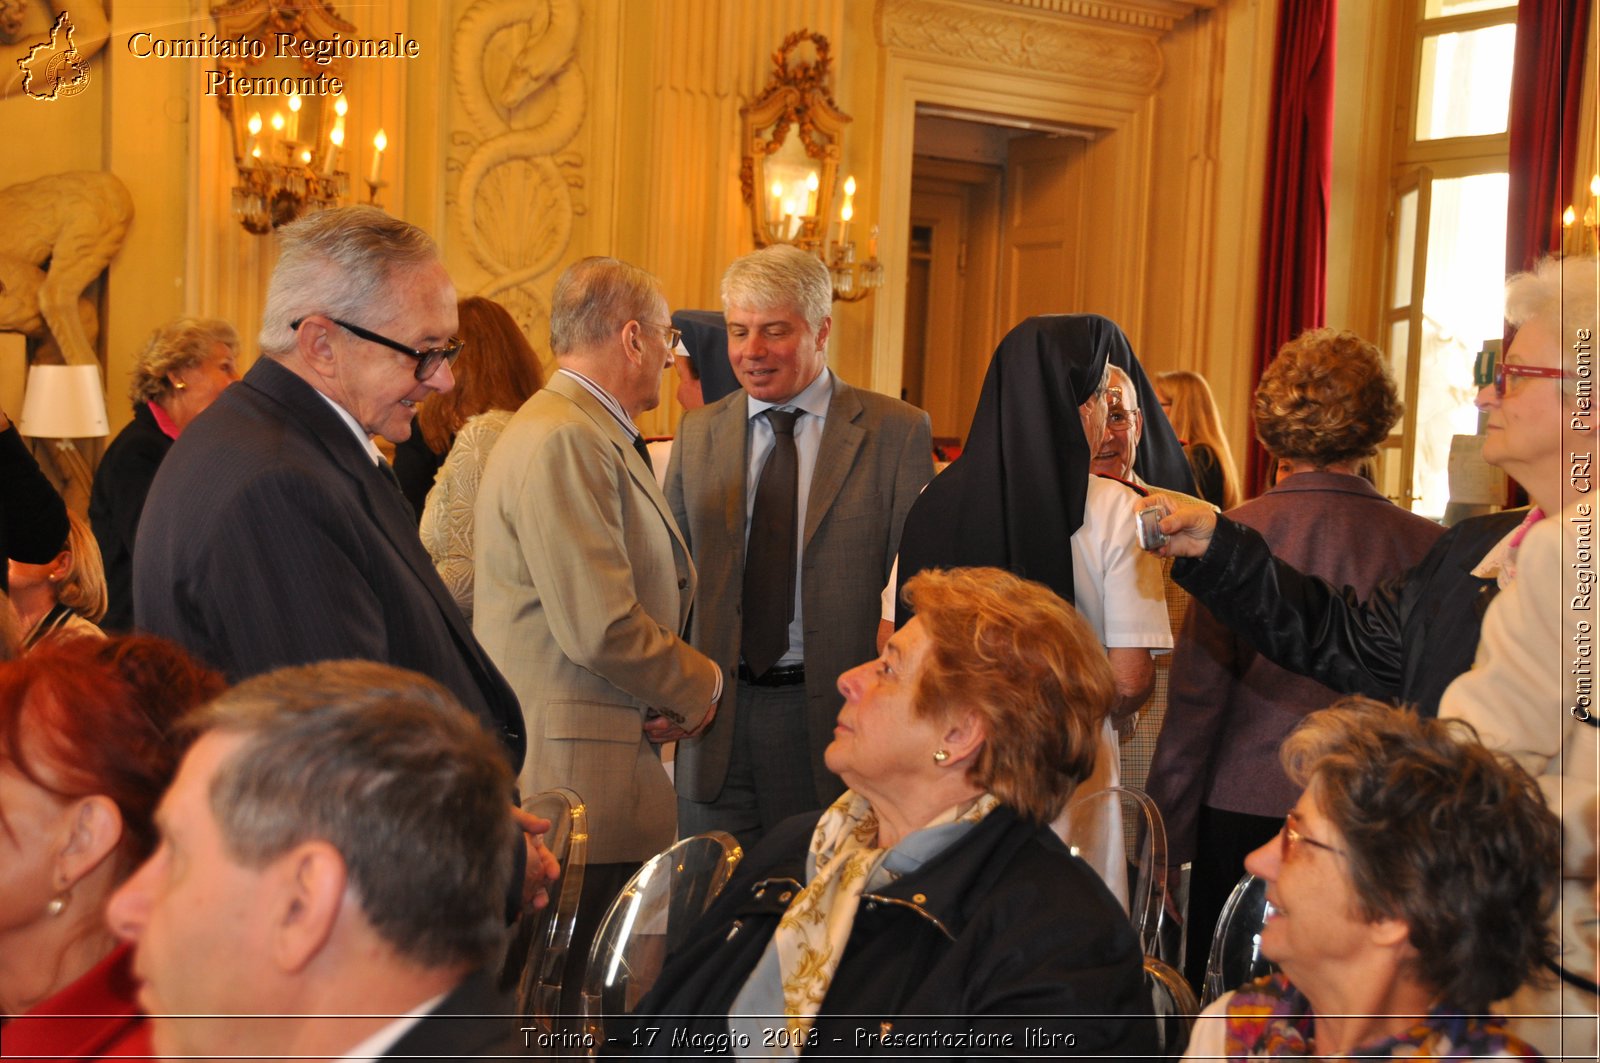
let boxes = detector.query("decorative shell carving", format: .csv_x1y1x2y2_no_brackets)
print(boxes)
450,0,585,338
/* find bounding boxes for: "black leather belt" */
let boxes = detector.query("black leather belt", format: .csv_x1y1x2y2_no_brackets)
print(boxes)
738,662,806,687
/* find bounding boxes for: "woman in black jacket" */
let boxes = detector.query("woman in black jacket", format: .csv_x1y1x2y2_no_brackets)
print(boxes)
616,566,1157,1058
89,318,239,630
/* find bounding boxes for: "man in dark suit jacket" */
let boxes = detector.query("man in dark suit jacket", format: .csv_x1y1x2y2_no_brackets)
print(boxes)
133,206,523,766
666,245,934,849
108,661,531,1062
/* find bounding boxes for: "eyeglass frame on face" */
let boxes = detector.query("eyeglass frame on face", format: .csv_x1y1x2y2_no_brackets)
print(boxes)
291,316,465,382
1473,348,1570,398
1279,810,1346,861
1105,386,1142,430
640,321,682,350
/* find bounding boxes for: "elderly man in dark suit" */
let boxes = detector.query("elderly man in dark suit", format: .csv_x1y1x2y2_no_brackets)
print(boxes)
666,245,934,849
134,207,521,756
133,208,555,903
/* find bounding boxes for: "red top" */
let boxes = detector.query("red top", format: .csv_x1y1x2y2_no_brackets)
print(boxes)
4,943,151,1060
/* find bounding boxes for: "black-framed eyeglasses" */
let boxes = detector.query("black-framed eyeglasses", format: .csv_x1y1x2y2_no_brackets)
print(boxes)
292,317,464,381
1473,347,1569,398
643,321,682,349
1280,812,1345,861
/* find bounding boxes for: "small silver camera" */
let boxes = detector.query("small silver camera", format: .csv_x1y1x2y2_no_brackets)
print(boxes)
1135,507,1168,551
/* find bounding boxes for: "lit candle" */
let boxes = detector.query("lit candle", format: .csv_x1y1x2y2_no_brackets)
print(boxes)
286,93,301,143
843,175,857,199
324,125,344,175
334,95,349,120
269,111,285,158
840,199,853,245
370,129,388,184
868,223,878,260
1591,173,1600,198
769,179,783,228
1565,205,1578,228
805,171,819,216
245,111,262,160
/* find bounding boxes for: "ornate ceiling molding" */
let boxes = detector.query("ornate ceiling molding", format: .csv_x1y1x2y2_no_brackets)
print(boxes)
987,0,1216,33
875,0,1170,93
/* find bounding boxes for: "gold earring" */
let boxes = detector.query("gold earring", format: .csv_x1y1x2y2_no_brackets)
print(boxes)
171,379,186,390
933,749,950,764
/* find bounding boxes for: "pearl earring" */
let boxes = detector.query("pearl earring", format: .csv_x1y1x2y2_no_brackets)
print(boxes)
933,749,950,764
46,891,70,917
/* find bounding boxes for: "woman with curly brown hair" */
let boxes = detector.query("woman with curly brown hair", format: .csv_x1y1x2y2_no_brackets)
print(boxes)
1146,329,1444,988
1184,699,1558,1060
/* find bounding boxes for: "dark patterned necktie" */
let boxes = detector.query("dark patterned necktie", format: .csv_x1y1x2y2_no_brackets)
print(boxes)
632,434,654,473
376,455,404,496
741,408,800,677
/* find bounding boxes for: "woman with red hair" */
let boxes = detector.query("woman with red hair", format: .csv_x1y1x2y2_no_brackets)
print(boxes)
0,636,224,1056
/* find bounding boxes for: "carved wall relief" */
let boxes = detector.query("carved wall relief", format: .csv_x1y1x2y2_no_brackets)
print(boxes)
876,0,1163,92
449,0,585,346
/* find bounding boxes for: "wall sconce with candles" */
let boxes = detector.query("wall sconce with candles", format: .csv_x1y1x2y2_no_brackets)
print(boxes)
210,0,392,233
1562,174,1600,257
739,31,883,303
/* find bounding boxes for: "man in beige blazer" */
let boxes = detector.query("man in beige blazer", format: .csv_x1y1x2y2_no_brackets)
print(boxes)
474,257,721,990
666,246,934,849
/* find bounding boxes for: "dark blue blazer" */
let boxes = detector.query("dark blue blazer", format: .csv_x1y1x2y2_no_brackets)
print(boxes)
133,358,524,768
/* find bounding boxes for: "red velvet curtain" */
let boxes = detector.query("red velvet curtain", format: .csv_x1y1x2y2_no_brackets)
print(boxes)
1505,0,1591,274
1248,0,1338,497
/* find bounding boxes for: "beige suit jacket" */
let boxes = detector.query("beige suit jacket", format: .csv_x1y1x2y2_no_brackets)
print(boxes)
666,374,934,806
474,374,718,864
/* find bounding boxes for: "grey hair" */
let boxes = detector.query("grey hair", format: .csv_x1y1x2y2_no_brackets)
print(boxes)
548,257,664,357
1505,255,1599,398
192,661,518,971
257,207,441,359
129,318,239,405
721,245,832,333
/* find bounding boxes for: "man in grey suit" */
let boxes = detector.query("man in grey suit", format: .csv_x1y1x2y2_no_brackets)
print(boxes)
473,257,721,994
666,245,934,848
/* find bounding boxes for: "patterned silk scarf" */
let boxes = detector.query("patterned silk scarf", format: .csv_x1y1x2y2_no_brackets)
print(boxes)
1222,974,1534,1059
774,790,1000,1037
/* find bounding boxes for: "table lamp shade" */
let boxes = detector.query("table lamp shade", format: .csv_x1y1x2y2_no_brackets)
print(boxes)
19,364,109,439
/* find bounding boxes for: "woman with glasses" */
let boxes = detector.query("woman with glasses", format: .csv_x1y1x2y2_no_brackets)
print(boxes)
416,297,545,622
1139,255,1592,718
1184,697,1558,1060
1145,329,1443,989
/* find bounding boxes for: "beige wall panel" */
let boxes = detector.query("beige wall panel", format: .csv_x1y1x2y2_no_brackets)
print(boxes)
1194,0,1276,477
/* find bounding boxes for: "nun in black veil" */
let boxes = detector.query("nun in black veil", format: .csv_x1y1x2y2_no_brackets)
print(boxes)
888,314,1174,894
670,309,742,406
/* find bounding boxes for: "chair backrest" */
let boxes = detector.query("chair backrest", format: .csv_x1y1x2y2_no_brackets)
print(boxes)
580,831,743,1044
1144,954,1200,1059
500,787,588,1032
1056,784,1173,961
1203,872,1278,1004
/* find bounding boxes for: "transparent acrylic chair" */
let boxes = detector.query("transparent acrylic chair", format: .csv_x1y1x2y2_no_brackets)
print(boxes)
579,831,743,1047
1056,784,1177,963
1202,872,1278,1004
1145,954,1201,1059
500,787,587,1035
